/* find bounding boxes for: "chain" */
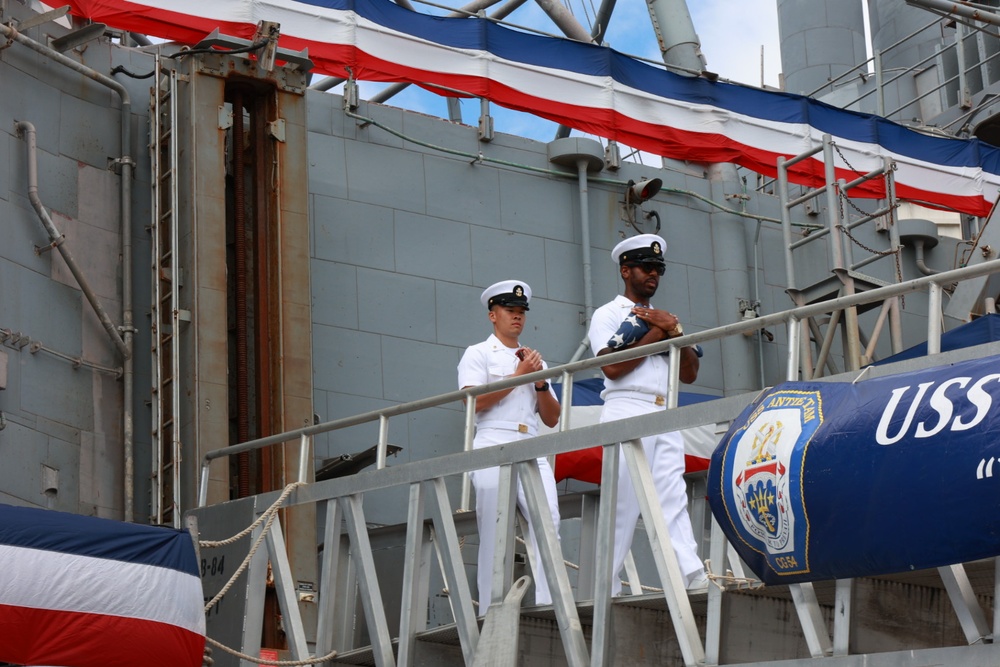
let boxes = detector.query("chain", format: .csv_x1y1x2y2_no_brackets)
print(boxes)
831,142,906,306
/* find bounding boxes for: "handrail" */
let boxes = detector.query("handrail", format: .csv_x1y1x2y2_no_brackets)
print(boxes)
198,256,1000,506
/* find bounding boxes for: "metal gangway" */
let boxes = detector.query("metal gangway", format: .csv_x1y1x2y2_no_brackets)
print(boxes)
191,259,1000,667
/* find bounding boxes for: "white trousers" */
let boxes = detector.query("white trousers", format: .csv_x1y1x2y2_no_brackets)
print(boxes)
600,396,704,596
470,427,561,611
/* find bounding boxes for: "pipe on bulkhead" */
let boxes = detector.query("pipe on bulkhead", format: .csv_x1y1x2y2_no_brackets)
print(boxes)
2,23,136,522
15,121,128,358
547,138,605,363
912,240,941,276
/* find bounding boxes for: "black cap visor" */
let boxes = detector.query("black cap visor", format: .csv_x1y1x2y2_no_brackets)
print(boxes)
489,294,530,310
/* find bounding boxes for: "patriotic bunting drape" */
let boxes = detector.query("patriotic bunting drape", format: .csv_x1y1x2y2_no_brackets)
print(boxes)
0,504,205,667
65,0,1000,216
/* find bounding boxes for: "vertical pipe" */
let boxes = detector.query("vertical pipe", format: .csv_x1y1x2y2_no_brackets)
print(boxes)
787,316,801,381
928,283,943,354
0,27,136,520
376,415,389,469
777,157,797,290
874,50,885,117
577,159,594,327
461,396,476,510
233,89,251,498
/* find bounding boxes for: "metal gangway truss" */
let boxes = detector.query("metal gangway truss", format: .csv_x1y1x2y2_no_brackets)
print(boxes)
190,259,1000,667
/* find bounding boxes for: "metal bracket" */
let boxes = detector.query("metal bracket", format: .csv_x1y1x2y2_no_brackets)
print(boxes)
218,105,233,130
34,234,65,255
108,155,135,174
343,79,359,111
267,118,286,142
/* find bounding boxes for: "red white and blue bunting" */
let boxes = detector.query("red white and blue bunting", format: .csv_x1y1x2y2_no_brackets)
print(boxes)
67,0,1000,216
0,504,205,667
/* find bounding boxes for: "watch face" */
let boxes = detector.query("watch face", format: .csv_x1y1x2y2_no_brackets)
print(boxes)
674,323,684,335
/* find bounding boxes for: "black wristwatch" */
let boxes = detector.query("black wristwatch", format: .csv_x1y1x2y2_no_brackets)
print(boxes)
534,382,549,392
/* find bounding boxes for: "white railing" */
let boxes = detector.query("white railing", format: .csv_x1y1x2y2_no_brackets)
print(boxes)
195,257,1000,667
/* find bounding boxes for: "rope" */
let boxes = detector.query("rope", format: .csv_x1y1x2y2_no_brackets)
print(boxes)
205,636,338,666
201,482,305,614
200,482,303,548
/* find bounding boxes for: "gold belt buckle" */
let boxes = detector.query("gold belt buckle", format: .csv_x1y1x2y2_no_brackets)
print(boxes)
518,423,528,433
654,395,665,406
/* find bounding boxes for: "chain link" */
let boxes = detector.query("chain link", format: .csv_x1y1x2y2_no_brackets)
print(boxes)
831,141,905,306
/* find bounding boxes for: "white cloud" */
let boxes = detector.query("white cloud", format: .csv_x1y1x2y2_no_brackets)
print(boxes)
691,0,781,88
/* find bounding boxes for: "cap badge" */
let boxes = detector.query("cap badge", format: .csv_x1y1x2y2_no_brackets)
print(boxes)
514,285,524,297
651,241,661,255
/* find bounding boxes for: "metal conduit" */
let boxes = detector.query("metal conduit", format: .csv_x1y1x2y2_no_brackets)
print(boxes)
15,121,128,359
0,22,138,522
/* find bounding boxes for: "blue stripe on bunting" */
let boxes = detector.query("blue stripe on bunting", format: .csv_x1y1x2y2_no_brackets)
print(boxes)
0,504,199,575
299,0,1000,174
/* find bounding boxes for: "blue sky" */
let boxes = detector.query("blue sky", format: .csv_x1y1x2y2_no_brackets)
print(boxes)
350,0,781,144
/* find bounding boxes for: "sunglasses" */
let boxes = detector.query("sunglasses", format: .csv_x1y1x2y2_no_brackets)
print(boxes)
626,262,666,275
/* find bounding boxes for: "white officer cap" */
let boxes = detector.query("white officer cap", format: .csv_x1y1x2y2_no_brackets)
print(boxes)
611,233,667,267
480,280,531,310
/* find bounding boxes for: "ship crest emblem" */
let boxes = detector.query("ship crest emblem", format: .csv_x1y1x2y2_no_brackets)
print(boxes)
735,419,791,549
724,389,822,575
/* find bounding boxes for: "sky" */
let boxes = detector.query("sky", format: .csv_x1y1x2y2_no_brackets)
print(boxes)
352,0,782,144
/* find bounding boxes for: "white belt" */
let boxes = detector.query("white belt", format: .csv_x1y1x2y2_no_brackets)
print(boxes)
603,390,667,407
477,420,537,436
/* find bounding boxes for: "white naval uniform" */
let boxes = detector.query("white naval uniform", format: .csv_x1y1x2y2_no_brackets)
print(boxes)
457,333,561,610
588,294,704,596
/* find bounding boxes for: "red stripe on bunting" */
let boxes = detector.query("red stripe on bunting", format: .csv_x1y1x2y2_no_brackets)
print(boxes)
62,0,995,217
0,604,205,667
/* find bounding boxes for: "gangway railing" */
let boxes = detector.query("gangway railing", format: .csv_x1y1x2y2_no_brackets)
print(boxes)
195,257,1000,667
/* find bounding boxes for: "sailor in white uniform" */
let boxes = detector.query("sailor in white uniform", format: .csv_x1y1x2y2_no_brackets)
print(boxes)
457,280,562,611
587,234,709,595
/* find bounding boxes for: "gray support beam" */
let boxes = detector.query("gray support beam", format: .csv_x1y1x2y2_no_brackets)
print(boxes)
646,0,707,75
424,477,481,663
833,579,853,657
621,438,705,666
341,493,397,667
590,443,620,667
533,0,593,43
398,483,431,667
789,582,833,658
906,0,1000,28
316,499,343,663
576,493,600,600
705,516,727,666
369,0,519,104
240,516,270,667
265,516,311,659
491,464,519,608
938,564,991,644
517,458,590,666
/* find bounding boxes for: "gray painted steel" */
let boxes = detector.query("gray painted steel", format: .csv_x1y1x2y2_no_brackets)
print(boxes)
777,0,866,96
